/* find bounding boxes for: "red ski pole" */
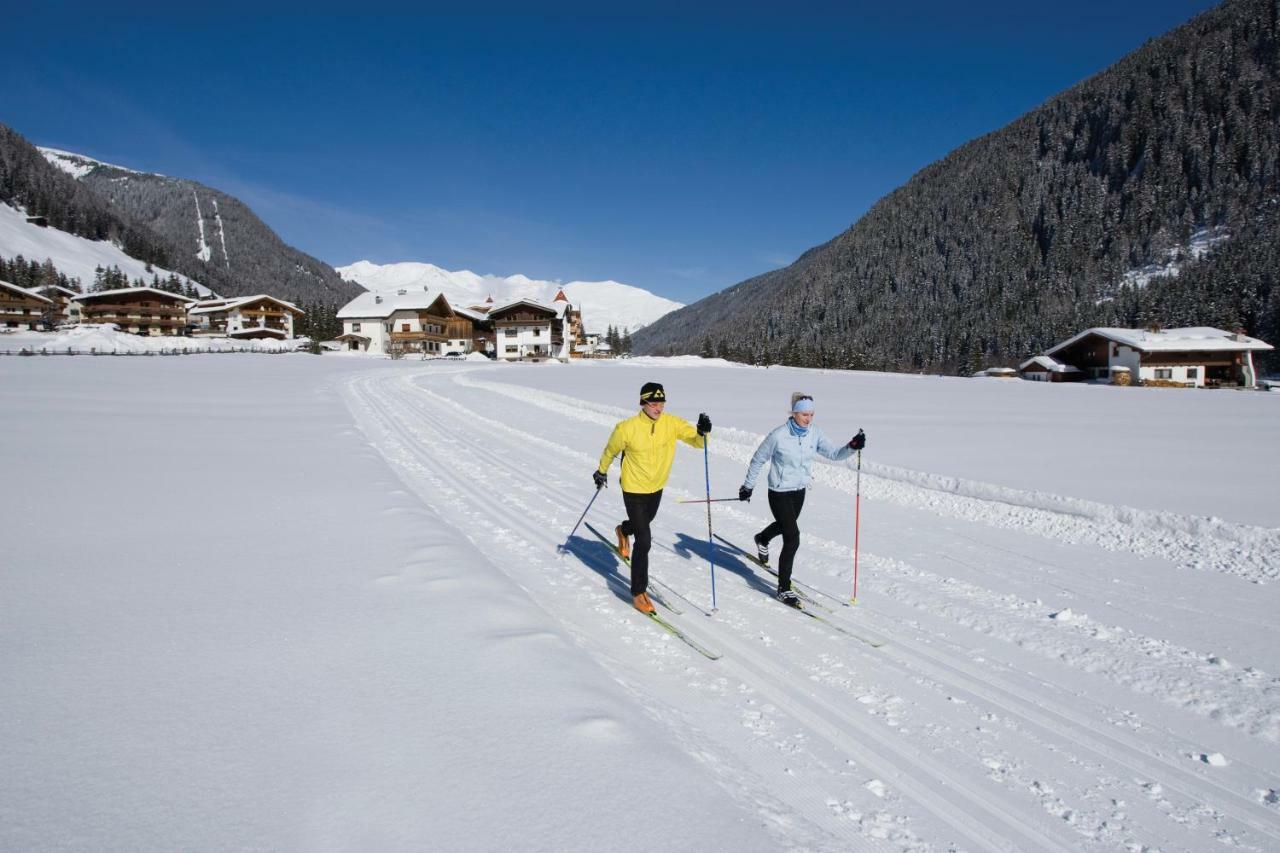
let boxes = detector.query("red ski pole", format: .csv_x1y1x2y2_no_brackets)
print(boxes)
851,444,862,604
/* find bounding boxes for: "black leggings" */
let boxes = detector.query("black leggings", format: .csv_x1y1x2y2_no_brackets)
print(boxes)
760,489,806,593
621,490,663,596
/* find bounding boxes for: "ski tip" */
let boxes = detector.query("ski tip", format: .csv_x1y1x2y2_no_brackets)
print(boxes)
849,597,859,605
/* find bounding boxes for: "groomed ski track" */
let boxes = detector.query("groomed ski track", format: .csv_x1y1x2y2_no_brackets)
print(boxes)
342,365,1280,852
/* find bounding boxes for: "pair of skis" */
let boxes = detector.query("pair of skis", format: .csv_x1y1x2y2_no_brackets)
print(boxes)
584,523,722,660
713,535,886,649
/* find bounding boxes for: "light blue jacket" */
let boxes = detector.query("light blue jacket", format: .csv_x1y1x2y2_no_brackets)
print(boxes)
743,421,854,493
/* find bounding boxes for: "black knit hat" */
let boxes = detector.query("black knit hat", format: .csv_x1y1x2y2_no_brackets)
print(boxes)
639,381,666,403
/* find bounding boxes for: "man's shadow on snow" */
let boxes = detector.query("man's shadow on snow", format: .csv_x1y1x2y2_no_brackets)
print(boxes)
559,533,635,607
669,532,773,596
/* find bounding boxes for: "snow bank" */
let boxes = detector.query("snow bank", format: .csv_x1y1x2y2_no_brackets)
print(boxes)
14,325,302,354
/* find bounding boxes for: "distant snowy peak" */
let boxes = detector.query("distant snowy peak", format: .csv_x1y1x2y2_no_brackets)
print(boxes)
336,260,683,333
38,147,155,180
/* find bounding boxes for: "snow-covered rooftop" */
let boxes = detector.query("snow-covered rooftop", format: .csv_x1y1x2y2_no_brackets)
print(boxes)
0,279,54,303
336,288,448,319
188,294,301,315
488,297,567,319
1048,327,1273,355
1019,355,1082,373
72,287,195,303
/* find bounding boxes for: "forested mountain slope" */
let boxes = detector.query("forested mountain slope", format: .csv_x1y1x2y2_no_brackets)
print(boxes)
0,122,361,305
635,0,1279,374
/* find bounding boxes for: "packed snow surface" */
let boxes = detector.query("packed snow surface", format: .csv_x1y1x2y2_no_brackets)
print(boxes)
337,259,682,335
2,355,1278,851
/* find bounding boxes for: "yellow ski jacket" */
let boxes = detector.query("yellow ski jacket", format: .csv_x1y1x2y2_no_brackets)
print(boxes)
597,411,705,494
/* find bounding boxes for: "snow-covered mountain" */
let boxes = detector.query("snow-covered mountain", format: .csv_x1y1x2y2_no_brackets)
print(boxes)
337,260,682,334
0,202,212,295
34,144,359,305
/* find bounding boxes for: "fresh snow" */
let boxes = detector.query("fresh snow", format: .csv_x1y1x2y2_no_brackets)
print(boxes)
0,202,213,296
337,260,683,334
193,191,212,262
39,147,149,179
2,355,1278,851
1119,226,1231,290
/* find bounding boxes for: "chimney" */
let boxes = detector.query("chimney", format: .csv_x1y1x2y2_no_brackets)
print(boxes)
1233,328,1248,342
375,295,383,304
397,289,407,296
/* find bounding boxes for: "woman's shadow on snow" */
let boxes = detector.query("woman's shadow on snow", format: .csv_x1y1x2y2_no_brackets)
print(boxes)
669,533,773,596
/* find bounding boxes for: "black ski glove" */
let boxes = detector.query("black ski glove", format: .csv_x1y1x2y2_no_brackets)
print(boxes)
739,485,753,502
848,429,866,451
593,470,608,489
697,413,712,435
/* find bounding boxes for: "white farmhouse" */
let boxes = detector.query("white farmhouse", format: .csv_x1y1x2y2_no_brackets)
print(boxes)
336,287,488,356
1041,326,1273,388
187,295,303,340
487,290,582,361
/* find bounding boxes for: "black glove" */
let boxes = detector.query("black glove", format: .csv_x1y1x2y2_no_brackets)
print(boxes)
697,413,712,435
739,485,753,502
593,470,608,489
848,429,866,451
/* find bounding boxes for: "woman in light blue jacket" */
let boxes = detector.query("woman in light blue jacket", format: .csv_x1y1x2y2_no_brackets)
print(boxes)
738,393,866,607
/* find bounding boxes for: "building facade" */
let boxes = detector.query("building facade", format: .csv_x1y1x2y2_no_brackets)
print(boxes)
188,295,304,339
0,280,54,330
71,287,192,336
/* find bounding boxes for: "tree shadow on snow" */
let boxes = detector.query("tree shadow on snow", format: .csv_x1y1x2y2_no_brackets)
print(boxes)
669,532,773,596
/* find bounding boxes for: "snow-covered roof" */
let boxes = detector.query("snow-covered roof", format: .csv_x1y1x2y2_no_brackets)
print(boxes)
188,294,302,315
1019,355,1082,373
0,279,54,304
72,287,194,303
453,306,490,322
33,284,81,299
227,326,287,339
488,297,566,319
337,288,450,320
1047,327,1273,356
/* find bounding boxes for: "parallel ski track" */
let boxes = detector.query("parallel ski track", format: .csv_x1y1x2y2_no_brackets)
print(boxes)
345,369,1280,851
344,370,1075,851
449,373,1280,743
452,372,1280,583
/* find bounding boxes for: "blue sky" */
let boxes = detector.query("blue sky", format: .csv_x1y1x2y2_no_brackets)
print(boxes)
4,1,1219,303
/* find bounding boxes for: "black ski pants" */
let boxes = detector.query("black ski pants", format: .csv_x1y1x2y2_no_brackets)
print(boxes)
760,488,806,593
621,489,663,596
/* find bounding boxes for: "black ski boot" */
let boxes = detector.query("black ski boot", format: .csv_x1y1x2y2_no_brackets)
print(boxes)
754,533,770,567
776,589,801,609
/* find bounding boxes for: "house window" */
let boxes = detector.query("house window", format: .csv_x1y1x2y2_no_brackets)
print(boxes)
505,329,517,337
533,328,541,337
1187,368,1198,379
1155,368,1172,379
352,323,361,332
402,323,411,332
505,345,518,353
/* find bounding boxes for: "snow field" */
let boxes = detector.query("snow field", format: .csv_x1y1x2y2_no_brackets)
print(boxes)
341,362,1280,851
2,354,1277,851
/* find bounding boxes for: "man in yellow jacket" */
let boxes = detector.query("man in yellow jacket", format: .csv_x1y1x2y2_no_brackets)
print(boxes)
594,381,711,613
